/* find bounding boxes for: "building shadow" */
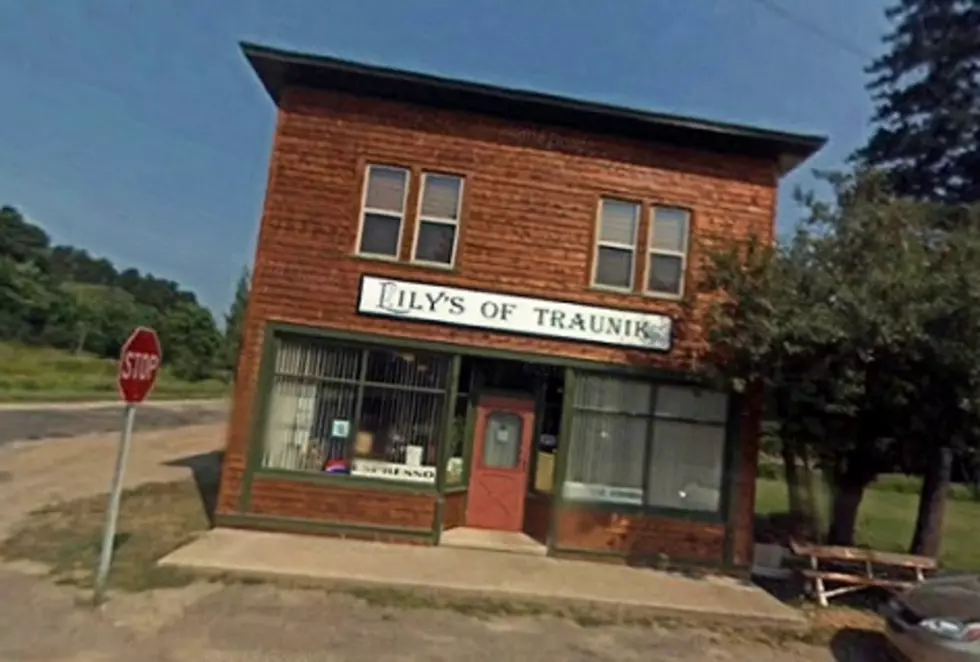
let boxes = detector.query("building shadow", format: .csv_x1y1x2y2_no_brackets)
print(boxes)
164,450,224,527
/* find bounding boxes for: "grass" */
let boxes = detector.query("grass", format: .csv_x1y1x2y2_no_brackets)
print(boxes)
0,479,214,593
756,476,980,571
0,341,229,403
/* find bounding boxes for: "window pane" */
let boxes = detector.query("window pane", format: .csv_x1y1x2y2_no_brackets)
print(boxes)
262,379,357,472
359,213,401,256
421,174,462,219
646,420,725,512
595,246,633,288
575,374,654,415
648,253,683,295
656,386,728,423
563,412,646,505
352,386,445,483
364,349,450,389
599,199,638,245
651,207,689,252
273,340,361,380
414,221,457,265
365,167,407,212
482,412,523,468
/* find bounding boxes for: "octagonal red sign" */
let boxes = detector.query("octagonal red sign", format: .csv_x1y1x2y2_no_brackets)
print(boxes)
117,326,163,404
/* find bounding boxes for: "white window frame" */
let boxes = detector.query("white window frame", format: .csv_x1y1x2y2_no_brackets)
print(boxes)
355,164,410,260
644,206,691,299
590,198,640,291
411,172,465,268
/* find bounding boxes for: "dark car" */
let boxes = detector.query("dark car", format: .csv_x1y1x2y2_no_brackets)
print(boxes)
881,575,980,661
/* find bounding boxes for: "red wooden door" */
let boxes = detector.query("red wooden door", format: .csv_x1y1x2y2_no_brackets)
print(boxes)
465,395,535,531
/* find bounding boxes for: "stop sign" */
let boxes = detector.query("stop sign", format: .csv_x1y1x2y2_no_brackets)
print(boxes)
117,326,163,404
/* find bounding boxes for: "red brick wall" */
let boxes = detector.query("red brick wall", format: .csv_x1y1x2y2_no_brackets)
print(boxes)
217,86,777,545
554,507,726,562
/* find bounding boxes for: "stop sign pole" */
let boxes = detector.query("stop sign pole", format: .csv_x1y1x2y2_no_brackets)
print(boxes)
94,326,162,603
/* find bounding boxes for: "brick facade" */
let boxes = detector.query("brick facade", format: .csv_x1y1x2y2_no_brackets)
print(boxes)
217,52,802,567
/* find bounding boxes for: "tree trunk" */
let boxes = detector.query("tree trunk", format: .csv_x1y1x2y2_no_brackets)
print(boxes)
781,438,804,518
827,484,865,546
74,324,87,355
910,445,952,557
799,444,823,541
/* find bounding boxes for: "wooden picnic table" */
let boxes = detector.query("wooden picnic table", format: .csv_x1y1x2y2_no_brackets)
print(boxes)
789,540,936,607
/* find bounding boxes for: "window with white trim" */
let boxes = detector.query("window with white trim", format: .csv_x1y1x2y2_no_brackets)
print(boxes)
413,173,464,266
593,198,639,289
646,206,690,297
357,165,409,258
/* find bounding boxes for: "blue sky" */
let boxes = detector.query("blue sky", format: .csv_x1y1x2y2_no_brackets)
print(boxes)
0,0,890,315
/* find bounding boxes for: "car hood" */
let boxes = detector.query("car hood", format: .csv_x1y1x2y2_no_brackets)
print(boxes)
900,575,980,621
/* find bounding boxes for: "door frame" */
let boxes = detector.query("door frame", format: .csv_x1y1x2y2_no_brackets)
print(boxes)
464,393,537,531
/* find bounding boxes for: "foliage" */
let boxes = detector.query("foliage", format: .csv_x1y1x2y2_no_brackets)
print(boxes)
0,206,229,390
853,0,980,205
223,266,250,376
698,169,980,548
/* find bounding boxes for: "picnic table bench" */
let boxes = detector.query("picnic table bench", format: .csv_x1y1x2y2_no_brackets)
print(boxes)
789,540,936,607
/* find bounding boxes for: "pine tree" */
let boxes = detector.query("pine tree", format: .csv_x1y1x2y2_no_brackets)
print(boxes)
853,0,980,205
224,266,251,377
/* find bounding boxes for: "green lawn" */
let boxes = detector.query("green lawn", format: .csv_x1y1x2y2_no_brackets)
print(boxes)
0,342,229,403
756,477,980,572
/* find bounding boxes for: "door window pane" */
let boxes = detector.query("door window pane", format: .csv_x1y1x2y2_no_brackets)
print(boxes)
483,412,522,469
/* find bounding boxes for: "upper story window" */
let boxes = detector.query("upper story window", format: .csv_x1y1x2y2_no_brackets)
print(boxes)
357,165,410,259
412,173,464,267
646,207,690,298
592,198,640,290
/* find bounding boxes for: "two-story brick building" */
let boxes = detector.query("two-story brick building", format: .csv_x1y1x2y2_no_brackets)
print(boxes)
215,41,824,571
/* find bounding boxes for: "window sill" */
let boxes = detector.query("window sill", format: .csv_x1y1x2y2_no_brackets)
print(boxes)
557,498,725,524
640,290,684,303
253,468,440,494
588,283,635,296
352,253,460,275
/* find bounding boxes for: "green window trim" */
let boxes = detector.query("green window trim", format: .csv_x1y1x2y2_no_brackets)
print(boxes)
557,369,736,523
247,330,458,494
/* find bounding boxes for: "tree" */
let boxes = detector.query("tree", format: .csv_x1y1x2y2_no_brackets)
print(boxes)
853,0,980,205
223,266,251,377
157,301,223,382
699,170,980,547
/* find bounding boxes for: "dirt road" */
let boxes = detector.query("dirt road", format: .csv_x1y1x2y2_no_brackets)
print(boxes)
0,405,877,661
0,399,227,446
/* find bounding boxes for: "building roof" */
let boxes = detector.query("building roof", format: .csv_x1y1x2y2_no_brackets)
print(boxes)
241,41,826,175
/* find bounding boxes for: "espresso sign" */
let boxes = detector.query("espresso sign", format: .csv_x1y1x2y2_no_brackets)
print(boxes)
357,276,672,351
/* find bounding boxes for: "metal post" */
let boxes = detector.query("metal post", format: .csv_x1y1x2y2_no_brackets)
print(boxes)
93,404,136,604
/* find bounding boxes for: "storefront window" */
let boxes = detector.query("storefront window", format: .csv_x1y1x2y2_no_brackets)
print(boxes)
260,337,451,484
563,375,729,513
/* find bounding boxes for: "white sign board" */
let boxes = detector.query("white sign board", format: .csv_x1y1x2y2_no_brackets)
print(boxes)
351,458,436,484
357,277,672,351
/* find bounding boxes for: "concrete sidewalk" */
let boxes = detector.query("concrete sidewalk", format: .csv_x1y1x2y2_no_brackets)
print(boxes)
160,528,807,630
